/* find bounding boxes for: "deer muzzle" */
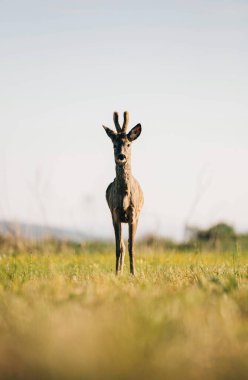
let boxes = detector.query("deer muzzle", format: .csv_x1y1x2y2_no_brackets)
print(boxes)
116,153,127,165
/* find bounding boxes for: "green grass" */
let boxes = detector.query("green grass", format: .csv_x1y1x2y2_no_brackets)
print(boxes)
0,251,248,380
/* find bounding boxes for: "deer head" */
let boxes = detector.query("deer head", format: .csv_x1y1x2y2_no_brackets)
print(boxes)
103,111,142,166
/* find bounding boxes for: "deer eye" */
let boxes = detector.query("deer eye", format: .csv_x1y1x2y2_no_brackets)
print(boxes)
127,143,130,147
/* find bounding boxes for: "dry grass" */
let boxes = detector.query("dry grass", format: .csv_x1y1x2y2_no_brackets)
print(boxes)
0,251,248,380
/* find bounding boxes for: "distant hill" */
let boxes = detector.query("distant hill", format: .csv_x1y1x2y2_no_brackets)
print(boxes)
0,221,89,242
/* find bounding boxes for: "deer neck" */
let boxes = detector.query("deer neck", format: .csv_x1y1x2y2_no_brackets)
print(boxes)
115,162,132,193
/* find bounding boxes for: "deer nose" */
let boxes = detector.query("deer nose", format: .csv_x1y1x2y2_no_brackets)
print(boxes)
118,154,126,161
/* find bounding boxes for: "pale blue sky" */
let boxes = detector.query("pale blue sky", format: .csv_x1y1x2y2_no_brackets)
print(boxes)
0,0,248,239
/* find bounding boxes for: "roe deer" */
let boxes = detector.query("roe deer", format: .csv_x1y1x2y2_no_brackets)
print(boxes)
103,111,144,275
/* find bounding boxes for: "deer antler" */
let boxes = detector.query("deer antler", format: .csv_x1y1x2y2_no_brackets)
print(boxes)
113,112,122,133
122,111,129,133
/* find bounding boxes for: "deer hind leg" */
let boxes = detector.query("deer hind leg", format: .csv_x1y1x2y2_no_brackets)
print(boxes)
128,220,138,275
113,222,123,275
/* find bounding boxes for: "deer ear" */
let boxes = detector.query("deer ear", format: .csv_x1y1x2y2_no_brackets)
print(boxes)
127,124,142,142
102,126,116,141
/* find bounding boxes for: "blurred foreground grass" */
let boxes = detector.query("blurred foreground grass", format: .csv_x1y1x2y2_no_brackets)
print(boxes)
0,251,248,380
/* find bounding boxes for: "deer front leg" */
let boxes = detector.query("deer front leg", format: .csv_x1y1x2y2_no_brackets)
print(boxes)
113,222,123,275
128,220,138,275
120,238,125,273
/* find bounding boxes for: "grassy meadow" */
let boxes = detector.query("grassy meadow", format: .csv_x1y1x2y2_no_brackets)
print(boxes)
0,247,248,380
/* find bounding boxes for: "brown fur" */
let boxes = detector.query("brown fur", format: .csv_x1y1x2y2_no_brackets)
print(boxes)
103,112,144,275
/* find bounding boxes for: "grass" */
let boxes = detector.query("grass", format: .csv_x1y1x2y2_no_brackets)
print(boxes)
0,250,248,380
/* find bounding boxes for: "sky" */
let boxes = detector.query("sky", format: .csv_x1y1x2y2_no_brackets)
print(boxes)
0,0,247,240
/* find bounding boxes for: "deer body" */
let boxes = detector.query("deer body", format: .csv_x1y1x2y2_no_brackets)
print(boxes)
107,168,143,223
103,112,144,275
